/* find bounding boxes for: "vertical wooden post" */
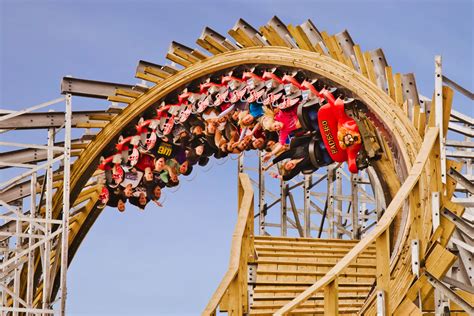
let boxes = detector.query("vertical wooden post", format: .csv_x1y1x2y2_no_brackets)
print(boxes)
324,279,339,315
376,229,391,314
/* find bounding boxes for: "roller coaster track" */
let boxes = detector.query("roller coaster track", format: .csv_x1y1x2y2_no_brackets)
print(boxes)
1,17,473,315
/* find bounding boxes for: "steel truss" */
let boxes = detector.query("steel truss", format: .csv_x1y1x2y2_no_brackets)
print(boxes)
240,153,383,241
0,96,72,315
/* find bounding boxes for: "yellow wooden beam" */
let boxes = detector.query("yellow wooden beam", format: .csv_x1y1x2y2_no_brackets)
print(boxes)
324,279,339,315
376,229,391,313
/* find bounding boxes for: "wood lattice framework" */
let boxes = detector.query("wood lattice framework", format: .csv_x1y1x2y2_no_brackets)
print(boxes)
0,16,472,315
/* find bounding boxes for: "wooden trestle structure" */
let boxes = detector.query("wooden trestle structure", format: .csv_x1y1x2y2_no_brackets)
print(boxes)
1,17,473,315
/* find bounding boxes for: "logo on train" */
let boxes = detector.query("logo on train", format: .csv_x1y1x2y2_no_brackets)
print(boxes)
157,143,172,157
321,120,338,154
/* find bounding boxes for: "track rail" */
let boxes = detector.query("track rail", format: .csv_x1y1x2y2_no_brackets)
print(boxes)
1,16,469,315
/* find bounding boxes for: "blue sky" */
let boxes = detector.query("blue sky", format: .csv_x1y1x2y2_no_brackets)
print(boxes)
1,0,472,315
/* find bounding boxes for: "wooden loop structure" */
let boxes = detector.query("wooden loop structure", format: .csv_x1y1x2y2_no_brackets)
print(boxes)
1,16,473,315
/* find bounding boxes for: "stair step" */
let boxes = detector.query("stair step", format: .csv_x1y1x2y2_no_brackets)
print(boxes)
254,238,375,250
251,300,364,309
248,306,362,315
253,280,374,287
253,293,368,300
256,251,375,259
256,269,376,278
253,285,373,294
254,236,361,243
256,258,376,268
249,236,374,315
254,245,376,255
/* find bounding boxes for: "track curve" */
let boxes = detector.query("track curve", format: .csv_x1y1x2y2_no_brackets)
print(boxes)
17,20,450,314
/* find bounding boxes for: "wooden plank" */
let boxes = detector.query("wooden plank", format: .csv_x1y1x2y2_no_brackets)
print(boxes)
412,103,420,128
363,51,377,84
324,279,338,316
287,24,312,51
402,100,409,117
394,298,422,315
442,86,454,136
320,31,338,60
328,35,349,66
228,18,265,47
191,49,208,60
417,242,457,305
203,35,230,53
144,66,172,79
115,89,141,98
260,25,288,47
172,49,200,64
228,28,257,47
444,159,463,199
385,66,396,100
439,199,465,247
353,44,368,77
196,38,221,55
165,52,191,67
107,95,135,104
417,107,426,138
198,27,238,52
75,122,108,129
87,114,115,121
135,72,162,84
313,42,327,55
376,229,391,313
169,41,205,63
394,73,404,107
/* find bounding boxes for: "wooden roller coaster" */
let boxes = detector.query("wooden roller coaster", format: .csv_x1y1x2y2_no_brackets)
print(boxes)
1,16,473,315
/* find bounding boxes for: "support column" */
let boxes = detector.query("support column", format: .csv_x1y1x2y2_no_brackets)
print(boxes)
42,127,54,311
324,279,339,315
327,166,335,238
26,173,37,315
258,151,266,235
435,55,446,185
13,201,22,316
351,174,360,239
303,174,311,237
280,180,287,236
335,168,342,239
60,94,72,316
376,229,390,314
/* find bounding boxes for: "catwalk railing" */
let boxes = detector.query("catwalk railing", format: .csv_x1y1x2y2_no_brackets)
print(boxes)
202,173,255,316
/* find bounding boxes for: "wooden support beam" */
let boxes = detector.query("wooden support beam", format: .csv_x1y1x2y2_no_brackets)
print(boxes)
287,24,314,51
228,18,266,47
394,73,404,107
353,44,368,77
106,95,135,105
363,51,377,85
385,66,395,100
376,229,391,313
324,279,338,315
